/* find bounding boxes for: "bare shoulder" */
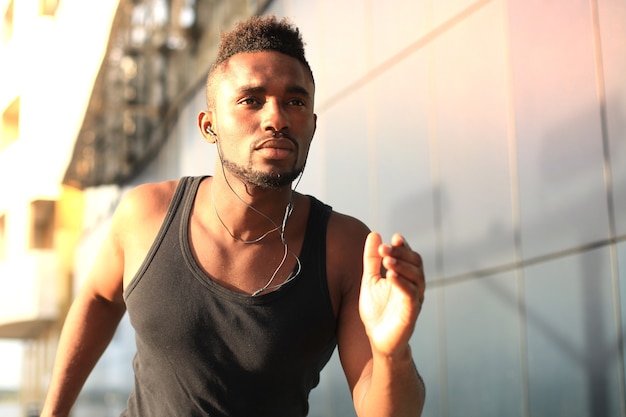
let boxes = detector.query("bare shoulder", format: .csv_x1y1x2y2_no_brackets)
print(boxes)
327,210,370,248
111,180,179,233
111,180,181,282
117,180,179,215
76,180,182,303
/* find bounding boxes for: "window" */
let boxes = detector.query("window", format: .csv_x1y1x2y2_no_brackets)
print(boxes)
0,213,6,259
1,97,20,151
2,0,13,43
39,0,59,17
30,200,56,250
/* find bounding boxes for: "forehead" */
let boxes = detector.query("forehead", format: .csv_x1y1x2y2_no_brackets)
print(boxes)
214,51,314,97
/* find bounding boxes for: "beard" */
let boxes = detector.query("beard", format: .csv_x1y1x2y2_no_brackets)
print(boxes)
220,157,304,189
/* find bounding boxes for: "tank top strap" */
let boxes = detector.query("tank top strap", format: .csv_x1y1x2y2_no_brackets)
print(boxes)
124,176,205,300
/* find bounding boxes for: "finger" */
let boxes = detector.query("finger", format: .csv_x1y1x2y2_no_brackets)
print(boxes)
386,264,426,306
390,233,411,250
383,254,424,285
362,231,383,280
388,272,423,302
380,235,420,267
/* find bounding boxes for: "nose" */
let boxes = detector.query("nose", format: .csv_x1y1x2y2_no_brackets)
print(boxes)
261,99,290,133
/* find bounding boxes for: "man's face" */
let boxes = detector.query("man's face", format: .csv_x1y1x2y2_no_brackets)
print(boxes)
207,51,317,189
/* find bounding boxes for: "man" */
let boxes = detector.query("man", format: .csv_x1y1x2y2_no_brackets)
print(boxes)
41,15,425,417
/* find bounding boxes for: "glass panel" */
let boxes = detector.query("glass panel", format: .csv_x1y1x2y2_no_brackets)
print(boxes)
597,0,626,236
444,272,524,417
370,51,437,280
429,1,515,278
524,248,622,417
370,0,432,67
618,242,626,397
508,0,610,259
412,286,444,417
319,88,371,224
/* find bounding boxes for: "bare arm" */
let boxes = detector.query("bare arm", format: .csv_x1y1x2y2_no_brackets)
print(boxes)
40,182,176,417
40,193,131,417
39,281,126,417
333,218,425,417
355,232,425,416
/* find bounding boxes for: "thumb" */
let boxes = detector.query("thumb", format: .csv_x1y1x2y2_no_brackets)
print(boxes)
363,231,383,281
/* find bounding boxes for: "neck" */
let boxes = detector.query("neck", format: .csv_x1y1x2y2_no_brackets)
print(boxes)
209,171,295,243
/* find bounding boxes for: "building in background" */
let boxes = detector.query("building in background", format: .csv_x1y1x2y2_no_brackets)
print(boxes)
0,0,118,415
2,0,626,416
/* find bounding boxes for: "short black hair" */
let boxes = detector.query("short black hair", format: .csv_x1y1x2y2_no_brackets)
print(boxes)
214,15,311,74
205,15,314,108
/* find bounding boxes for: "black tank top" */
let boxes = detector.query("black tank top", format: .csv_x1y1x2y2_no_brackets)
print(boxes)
122,176,337,417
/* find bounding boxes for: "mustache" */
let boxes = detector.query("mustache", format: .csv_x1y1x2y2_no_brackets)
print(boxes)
254,130,299,150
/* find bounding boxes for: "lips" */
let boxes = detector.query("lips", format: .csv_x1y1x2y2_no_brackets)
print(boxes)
256,138,295,151
254,137,298,160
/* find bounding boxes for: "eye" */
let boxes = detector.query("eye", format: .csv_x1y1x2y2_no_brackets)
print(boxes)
239,97,263,106
288,98,306,107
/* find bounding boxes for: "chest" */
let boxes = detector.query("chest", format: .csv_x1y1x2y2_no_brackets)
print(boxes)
124,207,338,359
124,251,338,415
193,229,305,295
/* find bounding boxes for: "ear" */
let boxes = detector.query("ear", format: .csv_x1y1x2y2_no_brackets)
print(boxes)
198,110,216,143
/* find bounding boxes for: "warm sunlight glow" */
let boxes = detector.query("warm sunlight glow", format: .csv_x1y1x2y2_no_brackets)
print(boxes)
0,1,119,411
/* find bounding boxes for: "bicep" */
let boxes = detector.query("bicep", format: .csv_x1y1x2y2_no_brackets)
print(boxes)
79,230,125,305
78,182,165,304
327,213,373,402
78,190,137,305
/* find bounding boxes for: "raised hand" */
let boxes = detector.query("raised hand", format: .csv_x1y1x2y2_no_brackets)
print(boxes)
359,232,425,356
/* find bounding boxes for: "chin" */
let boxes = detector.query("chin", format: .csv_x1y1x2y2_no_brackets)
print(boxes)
256,172,301,189
222,158,303,189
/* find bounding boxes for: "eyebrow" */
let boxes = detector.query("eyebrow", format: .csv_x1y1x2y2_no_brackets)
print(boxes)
237,85,312,99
